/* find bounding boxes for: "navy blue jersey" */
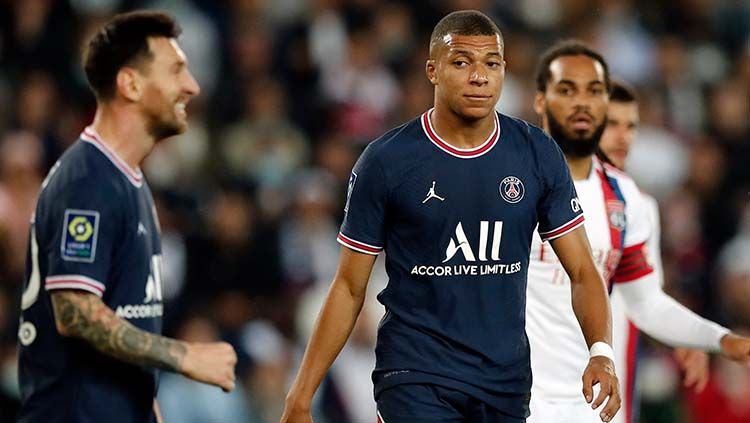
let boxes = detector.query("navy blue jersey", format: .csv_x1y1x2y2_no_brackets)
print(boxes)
338,110,584,418
17,127,163,423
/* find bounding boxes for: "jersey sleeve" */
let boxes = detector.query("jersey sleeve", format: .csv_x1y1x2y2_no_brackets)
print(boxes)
337,145,387,255
536,137,585,242
40,179,123,297
612,179,654,284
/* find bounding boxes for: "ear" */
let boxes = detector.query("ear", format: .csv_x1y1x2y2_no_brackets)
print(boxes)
533,91,546,116
115,67,142,102
425,59,438,86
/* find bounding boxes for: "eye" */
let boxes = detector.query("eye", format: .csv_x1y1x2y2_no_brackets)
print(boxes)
487,61,501,68
590,87,605,95
558,87,572,95
453,60,469,68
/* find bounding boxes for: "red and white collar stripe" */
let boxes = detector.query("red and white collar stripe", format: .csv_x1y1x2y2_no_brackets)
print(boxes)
80,126,143,187
420,108,500,159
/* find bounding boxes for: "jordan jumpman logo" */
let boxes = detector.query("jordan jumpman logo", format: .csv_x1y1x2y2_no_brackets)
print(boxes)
422,181,445,203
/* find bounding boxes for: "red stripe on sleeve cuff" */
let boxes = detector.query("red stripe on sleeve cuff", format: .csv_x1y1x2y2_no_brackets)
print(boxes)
45,275,106,297
540,215,585,242
337,233,383,255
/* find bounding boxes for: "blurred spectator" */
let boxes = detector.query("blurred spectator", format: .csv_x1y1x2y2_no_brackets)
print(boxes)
321,26,400,141
185,183,283,304
684,340,750,423
241,319,294,423
219,79,310,191
0,131,44,285
279,169,339,289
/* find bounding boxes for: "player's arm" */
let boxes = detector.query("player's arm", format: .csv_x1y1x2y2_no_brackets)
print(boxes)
50,289,237,391
550,227,620,422
281,247,377,423
615,272,750,363
154,399,164,423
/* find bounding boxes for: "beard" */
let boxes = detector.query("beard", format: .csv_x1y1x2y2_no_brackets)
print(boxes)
145,108,184,141
546,106,605,158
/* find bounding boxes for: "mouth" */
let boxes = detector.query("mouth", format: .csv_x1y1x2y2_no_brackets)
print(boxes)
464,94,492,102
569,113,593,131
175,101,187,119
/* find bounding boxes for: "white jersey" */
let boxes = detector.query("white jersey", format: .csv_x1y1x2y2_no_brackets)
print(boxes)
527,157,654,423
607,192,662,423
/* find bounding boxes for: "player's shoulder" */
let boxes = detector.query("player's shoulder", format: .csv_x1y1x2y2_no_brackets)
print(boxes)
499,114,561,156
40,140,125,203
359,115,424,163
601,162,644,203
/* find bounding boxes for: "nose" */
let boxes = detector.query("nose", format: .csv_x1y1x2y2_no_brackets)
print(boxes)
469,64,488,86
571,90,594,110
184,71,201,97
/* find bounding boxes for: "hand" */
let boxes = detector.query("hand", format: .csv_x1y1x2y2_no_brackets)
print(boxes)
181,341,237,392
674,348,710,392
719,333,750,363
280,396,313,423
582,356,621,422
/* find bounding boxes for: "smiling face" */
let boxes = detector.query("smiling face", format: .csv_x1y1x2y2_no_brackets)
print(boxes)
426,33,505,121
535,54,609,158
136,37,200,140
599,100,639,169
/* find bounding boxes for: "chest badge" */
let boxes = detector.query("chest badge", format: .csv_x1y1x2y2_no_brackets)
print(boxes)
422,181,445,204
500,176,525,204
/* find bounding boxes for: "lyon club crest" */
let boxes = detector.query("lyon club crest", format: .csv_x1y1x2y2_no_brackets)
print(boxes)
499,176,525,204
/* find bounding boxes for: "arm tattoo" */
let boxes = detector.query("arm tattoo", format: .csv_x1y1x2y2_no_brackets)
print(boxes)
51,291,186,372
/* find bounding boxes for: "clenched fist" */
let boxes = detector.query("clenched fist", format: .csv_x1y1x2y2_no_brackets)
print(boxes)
181,342,237,392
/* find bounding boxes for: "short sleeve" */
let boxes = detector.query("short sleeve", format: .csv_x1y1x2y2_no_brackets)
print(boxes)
40,180,123,297
536,138,585,242
613,180,654,284
337,145,387,255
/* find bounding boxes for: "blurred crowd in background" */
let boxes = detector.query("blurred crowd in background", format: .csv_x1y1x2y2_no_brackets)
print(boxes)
0,0,748,422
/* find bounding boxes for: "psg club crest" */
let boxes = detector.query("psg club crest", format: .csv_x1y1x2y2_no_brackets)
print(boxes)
499,176,525,204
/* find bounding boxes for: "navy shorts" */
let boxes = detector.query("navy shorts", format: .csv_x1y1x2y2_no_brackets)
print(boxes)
376,384,527,423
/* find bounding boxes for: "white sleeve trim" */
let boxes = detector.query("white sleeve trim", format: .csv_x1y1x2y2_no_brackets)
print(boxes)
337,232,382,255
45,275,105,297
616,272,729,351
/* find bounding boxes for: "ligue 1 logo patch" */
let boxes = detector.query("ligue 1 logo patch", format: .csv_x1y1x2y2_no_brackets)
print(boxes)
61,209,100,262
499,176,524,204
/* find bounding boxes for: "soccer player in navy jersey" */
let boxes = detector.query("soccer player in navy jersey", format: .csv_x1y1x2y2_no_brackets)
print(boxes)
282,10,621,423
16,11,236,423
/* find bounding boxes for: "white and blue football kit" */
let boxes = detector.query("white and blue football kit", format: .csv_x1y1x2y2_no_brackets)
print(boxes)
338,109,584,420
17,127,163,423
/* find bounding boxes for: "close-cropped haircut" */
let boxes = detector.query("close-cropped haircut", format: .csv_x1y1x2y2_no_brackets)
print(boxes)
83,10,180,100
535,39,611,92
429,10,503,54
610,79,638,103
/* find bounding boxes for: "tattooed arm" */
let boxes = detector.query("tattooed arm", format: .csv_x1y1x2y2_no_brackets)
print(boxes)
50,290,237,391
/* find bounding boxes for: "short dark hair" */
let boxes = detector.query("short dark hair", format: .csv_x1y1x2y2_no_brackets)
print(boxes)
535,39,610,92
83,10,180,100
610,78,638,103
430,10,503,54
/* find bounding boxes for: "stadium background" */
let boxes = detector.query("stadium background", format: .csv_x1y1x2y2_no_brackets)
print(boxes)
0,0,748,421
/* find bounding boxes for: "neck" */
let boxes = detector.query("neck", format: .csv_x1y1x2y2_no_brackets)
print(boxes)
566,154,594,180
90,103,155,169
430,103,496,149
